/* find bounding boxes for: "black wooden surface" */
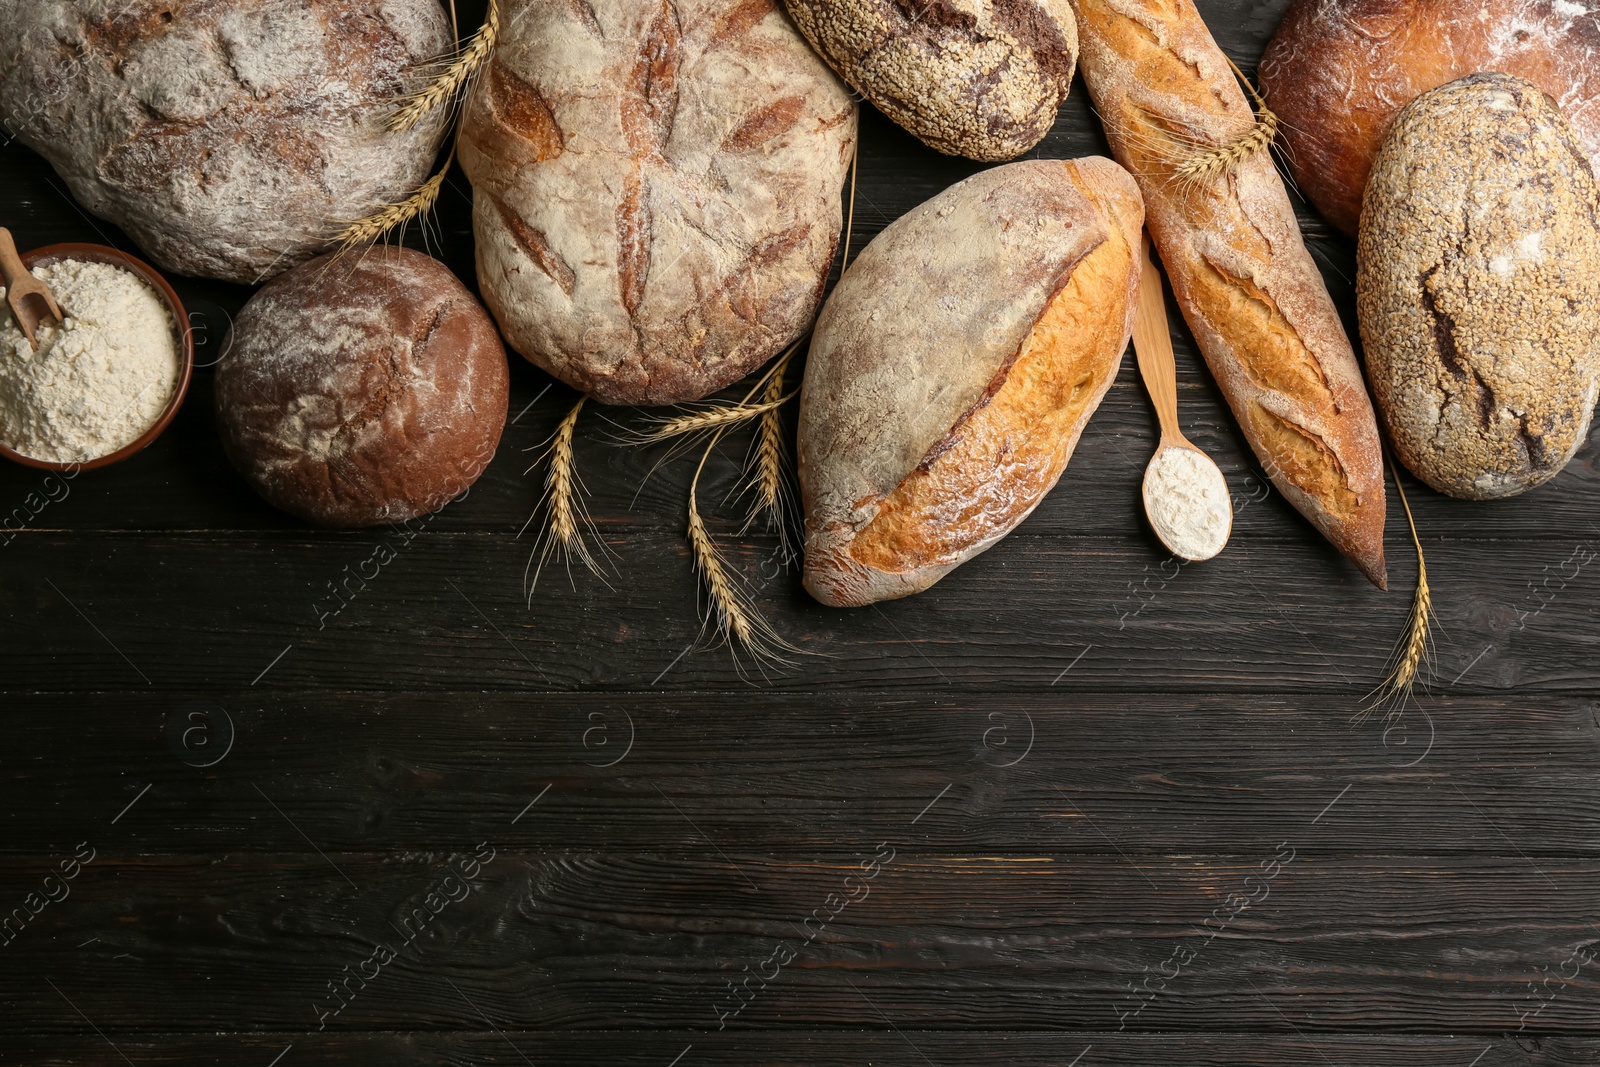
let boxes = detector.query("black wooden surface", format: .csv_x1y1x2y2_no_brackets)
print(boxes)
2,1,1598,1064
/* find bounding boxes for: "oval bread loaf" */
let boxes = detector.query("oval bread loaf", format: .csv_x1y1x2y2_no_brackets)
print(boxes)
459,0,857,407
799,158,1144,607
0,0,451,284
782,0,1079,161
1260,0,1600,236
1358,73,1600,500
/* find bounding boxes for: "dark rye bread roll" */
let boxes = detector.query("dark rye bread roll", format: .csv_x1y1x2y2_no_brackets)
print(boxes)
1259,0,1600,236
1358,73,1600,499
800,158,1144,607
781,0,1079,161
0,0,451,284
215,249,509,528
1070,0,1389,587
459,0,857,406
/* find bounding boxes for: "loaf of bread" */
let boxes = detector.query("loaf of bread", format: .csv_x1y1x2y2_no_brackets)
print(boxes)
781,0,1078,161
215,248,509,528
459,0,857,407
0,0,451,284
1358,73,1600,500
1069,0,1389,588
1260,0,1600,236
799,158,1144,607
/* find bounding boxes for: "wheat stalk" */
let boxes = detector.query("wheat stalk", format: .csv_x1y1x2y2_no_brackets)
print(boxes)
741,349,791,542
1364,460,1435,716
1170,55,1278,193
523,395,609,597
630,393,794,443
688,428,800,672
389,0,500,133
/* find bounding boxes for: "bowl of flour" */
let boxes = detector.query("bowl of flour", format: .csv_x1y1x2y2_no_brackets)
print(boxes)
0,243,192,470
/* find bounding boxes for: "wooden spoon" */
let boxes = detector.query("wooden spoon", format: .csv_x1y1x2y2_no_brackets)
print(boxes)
0,228,64,352
1132,232,1233,562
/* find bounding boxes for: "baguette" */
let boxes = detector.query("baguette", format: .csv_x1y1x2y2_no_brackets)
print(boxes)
1069,0,1388,587
800,158,1144,606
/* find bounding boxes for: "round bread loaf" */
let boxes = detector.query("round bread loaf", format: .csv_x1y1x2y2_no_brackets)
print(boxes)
459,0,856,407
783,0,1078,161
216,248,510,528
0,0,451,283
799,158,1144,607
1357,73,1600,500
1259,0,1600,236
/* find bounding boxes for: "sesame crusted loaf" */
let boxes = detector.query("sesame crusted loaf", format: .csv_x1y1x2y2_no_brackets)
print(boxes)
1070,0,1389,588
799,158,1144,607
1260,0,1600,236
1358,74,1600,500
459,0,857,407
0,0,451,284
781,0,1079,161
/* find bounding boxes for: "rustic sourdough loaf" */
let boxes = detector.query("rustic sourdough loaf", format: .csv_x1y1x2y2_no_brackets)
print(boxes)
1070,0,1389,587
0,0,451,284
459,0,857,407
781,0,1079,161
1260,0,1600,236
1358,73,1600,500
216,249,509,529
799,158,1144,607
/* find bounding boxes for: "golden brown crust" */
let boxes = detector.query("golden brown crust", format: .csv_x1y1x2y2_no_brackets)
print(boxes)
1260,0,1600,236
799,158,1144,607
1070,0,1389,587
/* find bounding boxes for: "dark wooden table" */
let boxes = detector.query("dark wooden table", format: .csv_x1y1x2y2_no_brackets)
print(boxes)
3,1,1598,1063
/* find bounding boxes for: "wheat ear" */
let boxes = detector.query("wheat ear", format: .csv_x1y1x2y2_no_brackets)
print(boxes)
390,0,500,132
523,395,609,597
332,143,454,253
1364,462,1435,716
630,392,795,443
688,428,800,671
1171,55,1279,193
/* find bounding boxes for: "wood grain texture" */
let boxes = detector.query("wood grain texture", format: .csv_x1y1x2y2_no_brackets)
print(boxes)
2,0,1597,1061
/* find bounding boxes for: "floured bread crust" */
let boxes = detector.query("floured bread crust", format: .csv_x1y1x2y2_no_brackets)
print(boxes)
1260,0,1600,236
800,158,1144,607
1358,73,1600,500
0,0,451,284
459,0,857,407
1071,0,1389,587
216,248,510,529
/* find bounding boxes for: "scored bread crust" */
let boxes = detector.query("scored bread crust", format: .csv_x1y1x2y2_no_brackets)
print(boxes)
1259,0,1600,237
800,158,1145,607
458,0,857,407
1070,0,1389,588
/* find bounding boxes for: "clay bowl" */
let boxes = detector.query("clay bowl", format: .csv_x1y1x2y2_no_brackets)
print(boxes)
0,242,194,471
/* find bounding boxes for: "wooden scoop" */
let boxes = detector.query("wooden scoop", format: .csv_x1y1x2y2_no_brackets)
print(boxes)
1132,231,1233,562
0,228,63,352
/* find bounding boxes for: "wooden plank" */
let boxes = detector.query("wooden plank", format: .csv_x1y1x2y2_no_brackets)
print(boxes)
1,854,1595,1033
0,529,1586,692
0,1031,1572,1067
0,691,1592,855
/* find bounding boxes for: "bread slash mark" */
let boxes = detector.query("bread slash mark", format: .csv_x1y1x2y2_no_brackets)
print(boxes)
722,96,806,152
487,61,564,159
490,195,576,297
617,175,653,318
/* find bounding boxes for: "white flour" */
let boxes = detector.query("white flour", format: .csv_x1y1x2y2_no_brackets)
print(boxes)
0,259,179,463
1144,445,1233,561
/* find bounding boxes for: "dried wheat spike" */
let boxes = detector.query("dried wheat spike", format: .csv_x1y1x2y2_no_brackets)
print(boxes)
524,395,609,597
631,393,793,444
739,348,794,552
688,428,800,674
331,151,450,253
1170,55,1279,193
390,0,500,133
1363,462,1436,717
